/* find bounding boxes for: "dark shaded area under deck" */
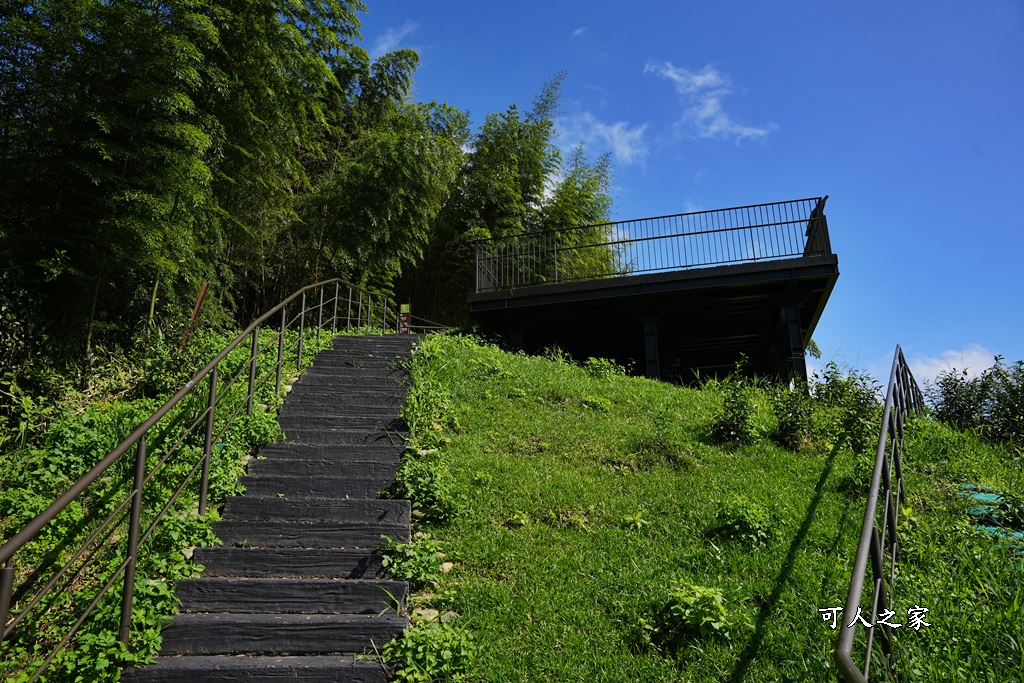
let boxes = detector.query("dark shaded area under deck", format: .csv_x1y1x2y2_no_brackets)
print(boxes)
469,253,838,383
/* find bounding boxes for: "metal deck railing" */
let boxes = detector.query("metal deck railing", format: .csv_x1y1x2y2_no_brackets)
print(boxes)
836,345,925,681
474,196,831,292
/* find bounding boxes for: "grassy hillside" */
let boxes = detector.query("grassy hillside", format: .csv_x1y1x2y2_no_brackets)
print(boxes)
394,334,1023,682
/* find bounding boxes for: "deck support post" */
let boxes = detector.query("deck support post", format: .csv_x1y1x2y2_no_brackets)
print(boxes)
642,300,661,380
783,292,808,382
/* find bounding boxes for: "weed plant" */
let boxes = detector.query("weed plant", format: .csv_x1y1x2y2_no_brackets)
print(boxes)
929,355,1024,447
398,334,1022,682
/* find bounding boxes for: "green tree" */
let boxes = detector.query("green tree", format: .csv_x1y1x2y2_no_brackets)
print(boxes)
287,45,468,293
0,0,371,354
398,74,617,324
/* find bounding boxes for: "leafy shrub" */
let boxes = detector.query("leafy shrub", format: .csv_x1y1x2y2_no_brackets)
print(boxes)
929,368,988,433
771,380,814,451
388,449,460,523
811,362,879,454
709,365,771,445
582,356,627,379
709,497,776,546
381,533,445,591
930,356,1024,447
641,583,741,650
984,359,1024,446
383,621,475,683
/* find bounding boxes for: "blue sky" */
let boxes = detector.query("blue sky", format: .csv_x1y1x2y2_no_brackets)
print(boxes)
357,0,1024,384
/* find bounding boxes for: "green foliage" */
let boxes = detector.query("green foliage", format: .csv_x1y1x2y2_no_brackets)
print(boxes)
387,334,467,522
582,356,627,379
0,323,326,682
930,356,1024,447
709,497,777,546
708,364,771,444
389,448,460,524
382,621,475,683
770,380,814,451
811,362,880,454
643,584,741,649
396,74,616,325
381,533,446,592
0,0,468,362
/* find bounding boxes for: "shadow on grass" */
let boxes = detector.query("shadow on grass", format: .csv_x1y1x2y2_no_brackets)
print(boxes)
727,442,844,683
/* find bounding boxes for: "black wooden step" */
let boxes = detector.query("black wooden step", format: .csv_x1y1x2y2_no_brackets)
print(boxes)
193,548,388,579
236,475,394,499
279,391,406,407
244,457,398,480
277,416,405,432
214,520,409,547
299,366,407,379
223,497,409,524
310,354,407,365
122,655,389,683
331,337,417,348
277,404,401,419
159,613,408,655
277,428,406,446
255,444,406,462
177,578,406,614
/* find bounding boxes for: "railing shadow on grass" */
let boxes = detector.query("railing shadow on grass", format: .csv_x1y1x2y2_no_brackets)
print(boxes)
726,441,844,683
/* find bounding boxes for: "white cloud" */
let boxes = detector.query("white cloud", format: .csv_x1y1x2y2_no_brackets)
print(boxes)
644,61,775,142
906,344,998,385
557,112,649,166
371,20,418,58
572,26,587,38
647,63,728,95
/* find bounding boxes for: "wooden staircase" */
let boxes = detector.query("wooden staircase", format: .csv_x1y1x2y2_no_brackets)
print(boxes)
122,335,417,682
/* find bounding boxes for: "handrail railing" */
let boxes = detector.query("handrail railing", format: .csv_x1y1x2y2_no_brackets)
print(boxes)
473,196,831,292
836,345,925,681
0,278,409,681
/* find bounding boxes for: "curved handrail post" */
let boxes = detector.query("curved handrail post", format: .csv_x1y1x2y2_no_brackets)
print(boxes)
276,304,286,396
246,328,258,417
297,291,306,371
316,285,324,343
198,366,217,516
346,286,353,331
118,437,147,644
331,282,339,335
1,560,14,643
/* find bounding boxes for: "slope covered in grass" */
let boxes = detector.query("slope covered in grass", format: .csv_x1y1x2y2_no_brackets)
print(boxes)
397,334,1023,682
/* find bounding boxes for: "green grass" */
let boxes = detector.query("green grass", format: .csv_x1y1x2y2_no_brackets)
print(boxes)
398,334,1023,682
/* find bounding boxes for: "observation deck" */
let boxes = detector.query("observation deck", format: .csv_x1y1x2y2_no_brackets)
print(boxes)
467,196,839,381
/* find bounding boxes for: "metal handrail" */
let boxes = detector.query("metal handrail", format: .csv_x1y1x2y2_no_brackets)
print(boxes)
836,345,925,681
0,278,404,681
473,196,831,292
